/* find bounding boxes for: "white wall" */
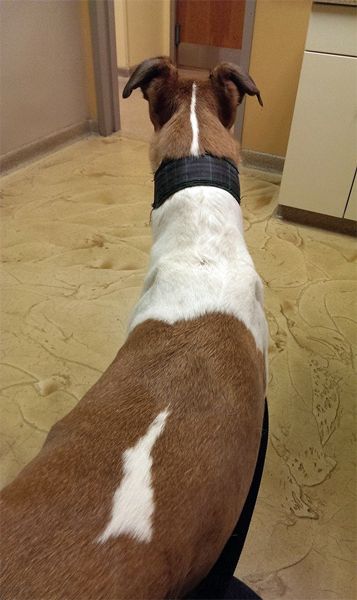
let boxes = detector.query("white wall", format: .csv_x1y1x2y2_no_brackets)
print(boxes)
0,0,91,156
114,0,170,69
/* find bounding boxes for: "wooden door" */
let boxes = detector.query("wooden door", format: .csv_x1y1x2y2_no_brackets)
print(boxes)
175,0,250,71
177,0,245,50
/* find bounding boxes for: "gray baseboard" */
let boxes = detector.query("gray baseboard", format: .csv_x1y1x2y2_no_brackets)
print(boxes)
118,66,136,78
0,120,97,174
241,149,285,174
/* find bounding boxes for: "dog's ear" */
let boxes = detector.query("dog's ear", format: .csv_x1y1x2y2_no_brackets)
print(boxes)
210,62,263,128
122,56,178,129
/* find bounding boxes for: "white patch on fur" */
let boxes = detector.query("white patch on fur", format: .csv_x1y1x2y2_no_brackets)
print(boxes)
97,408,170,544
190,83,200,156
129,187,268,369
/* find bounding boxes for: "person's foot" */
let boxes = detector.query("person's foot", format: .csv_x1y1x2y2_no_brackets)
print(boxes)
223,577,262,600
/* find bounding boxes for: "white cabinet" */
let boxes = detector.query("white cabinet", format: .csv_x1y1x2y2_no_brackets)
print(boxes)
306,4,357,56
279,3,357,223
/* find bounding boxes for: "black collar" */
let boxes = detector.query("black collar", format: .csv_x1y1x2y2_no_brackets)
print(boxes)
152,154,240,210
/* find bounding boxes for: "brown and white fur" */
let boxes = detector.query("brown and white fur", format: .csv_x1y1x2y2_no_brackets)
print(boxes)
0,57,268,599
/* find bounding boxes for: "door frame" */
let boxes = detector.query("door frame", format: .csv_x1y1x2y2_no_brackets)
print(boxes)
171,0,257,141
89,0,120,136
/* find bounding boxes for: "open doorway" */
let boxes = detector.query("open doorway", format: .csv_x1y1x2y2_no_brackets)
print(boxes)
113,0,256,142
174,0,256,140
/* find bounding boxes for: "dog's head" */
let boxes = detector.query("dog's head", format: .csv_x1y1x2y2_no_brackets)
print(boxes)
123,56,262,171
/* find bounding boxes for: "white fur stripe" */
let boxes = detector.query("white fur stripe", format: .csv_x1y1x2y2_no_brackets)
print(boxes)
97,408,170,544
190,83,200,156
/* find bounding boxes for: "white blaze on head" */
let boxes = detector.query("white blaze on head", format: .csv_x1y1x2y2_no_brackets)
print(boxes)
97,407,170,544
190,82,200,156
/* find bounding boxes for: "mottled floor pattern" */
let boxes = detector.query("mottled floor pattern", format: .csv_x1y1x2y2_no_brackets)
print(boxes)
1,134,356,600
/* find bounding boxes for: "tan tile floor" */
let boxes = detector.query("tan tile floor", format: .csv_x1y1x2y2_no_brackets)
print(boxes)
1,134,356,600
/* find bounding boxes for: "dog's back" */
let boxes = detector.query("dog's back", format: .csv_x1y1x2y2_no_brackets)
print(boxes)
1,316,264,598
1,58,267,599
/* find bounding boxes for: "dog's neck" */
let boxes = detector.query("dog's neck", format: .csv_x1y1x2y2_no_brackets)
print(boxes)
151,81,241,208
129,184,268,364
152,154,240,210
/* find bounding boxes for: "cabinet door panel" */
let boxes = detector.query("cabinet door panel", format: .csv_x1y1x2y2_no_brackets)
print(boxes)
306,5,357,57
279,52,357,218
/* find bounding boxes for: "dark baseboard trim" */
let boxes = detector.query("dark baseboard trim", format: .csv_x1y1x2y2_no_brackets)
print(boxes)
0,120,97,174
277,204,357,237
241,149,285,174
117,65,138,78
118,67,131,77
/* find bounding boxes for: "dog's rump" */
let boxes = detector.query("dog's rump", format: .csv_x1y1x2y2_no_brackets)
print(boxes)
0,313,265,599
